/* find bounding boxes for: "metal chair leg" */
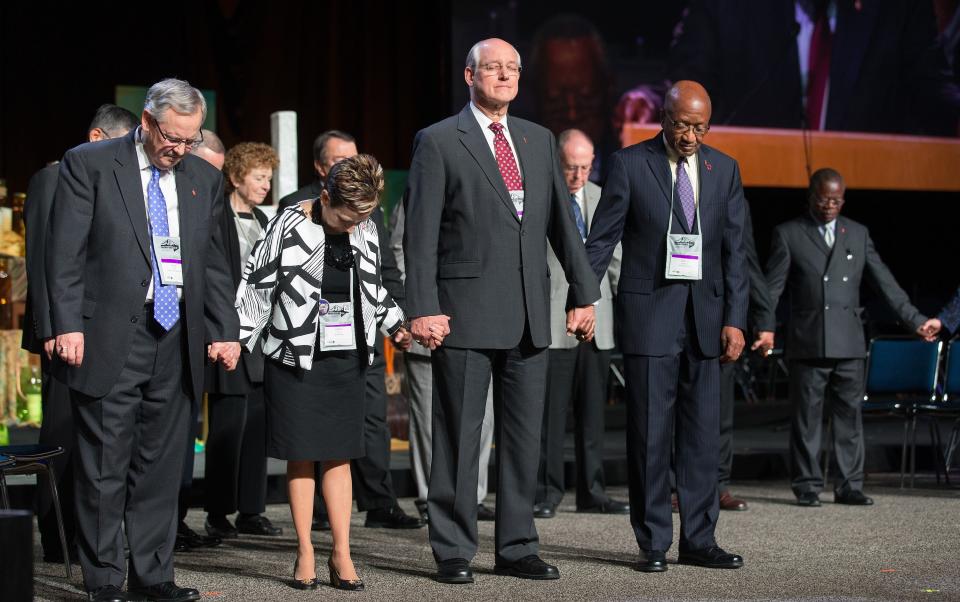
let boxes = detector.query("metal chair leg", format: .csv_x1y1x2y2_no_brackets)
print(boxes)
899,416,910,489
909,413,919,489
0,472,9,509
44,464,72,579
945,419,960,474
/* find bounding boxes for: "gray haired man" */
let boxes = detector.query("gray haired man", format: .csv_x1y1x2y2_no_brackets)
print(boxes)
46,78,240,602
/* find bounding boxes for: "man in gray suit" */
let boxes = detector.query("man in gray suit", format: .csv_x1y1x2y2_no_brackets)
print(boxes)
404,38,600,584
534,129,627,518
47,79,240,602
766,167,930,508
389,204,497,522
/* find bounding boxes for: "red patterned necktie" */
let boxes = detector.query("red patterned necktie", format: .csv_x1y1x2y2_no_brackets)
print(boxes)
806,7,832,130
489,121,523,184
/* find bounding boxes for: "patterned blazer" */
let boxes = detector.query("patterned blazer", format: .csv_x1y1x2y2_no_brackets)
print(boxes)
236,203,404,369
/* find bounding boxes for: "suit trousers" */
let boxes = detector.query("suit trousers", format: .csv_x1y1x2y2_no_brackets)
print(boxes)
406,353,494,504
428,330,547,563
623,309,720,553
204,384,268,516
36,356,76,556
536,345,612,508
71,310,191,590
789,359,865,497
313,351,397,517
718,361,736,491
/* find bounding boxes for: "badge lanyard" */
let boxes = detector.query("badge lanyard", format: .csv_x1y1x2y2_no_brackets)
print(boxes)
318,266,358,352
664,161,703,281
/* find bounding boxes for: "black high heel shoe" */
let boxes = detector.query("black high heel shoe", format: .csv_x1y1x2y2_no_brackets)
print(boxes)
291,558,320,590
328,556,365,591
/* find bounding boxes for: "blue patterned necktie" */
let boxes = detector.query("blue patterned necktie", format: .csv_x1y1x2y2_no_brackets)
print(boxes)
676,156,696,231
569,193,587,240
147,166,180,330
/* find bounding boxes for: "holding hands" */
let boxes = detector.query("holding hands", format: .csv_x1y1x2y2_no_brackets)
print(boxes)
208,341,242,371
410,315,451,350
566,305,596,343
917,318,941,342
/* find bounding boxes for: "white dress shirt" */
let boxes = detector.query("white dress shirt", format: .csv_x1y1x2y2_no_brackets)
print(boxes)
662,134,700,207
470,102,523,179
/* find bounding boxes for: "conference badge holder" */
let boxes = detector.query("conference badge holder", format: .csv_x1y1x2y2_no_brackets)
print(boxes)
153,235,184,286
318,268,358,351
664,177,703,281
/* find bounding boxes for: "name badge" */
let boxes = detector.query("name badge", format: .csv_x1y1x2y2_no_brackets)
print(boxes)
665,233,703,280
319,301,357,351
153,235,184,286
510,190,525,220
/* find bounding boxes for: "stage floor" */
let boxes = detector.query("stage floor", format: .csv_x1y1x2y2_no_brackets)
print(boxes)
32,480,960,601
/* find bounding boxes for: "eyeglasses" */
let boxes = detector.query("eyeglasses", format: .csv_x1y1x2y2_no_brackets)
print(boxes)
477,62,522,77
151,116,203,150
663,113,710,137
562,164,591,175
813,196,844,208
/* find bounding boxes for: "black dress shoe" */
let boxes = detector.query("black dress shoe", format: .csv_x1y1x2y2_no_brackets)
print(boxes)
175,523,221,552
477,503,496,521
312,513,331,531
88,584,127,602
235,514,283,536
328,556,365,591
834,490,874,506
204,515,238,539
796,492,822,507
127,582,200,601
364,505,424,529
415,499,429,523
636,549,668,573
494,555,560,580
677,546,744,569
533,502,556,518
578,499,630,514
435,558,474,584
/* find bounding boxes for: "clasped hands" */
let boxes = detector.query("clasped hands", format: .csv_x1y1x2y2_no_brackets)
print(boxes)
408,305,597,350
917,318,942,342
208,341,241,371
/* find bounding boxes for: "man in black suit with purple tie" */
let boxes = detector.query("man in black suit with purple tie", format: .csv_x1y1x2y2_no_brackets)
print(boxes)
585,80,748,572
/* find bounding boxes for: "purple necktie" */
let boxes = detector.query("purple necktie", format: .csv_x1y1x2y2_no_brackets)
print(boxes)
676,156,696,231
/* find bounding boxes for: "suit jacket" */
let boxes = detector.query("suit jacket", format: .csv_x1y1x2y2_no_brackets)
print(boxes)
938,286,960,335
585,133,748,357
765,214,926,360
548,181,621,351
46,131,239,401
236,204,404,368
22,163,59,354
204,200,269,395
744,202,776,333
403,104,600,349
670,0,959,136
278,180,322,210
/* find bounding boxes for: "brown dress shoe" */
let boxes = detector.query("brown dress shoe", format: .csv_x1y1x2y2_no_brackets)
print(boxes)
719,490,748,511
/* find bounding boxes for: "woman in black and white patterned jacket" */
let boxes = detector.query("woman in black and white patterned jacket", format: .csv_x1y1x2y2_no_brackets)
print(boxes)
236,154,410,591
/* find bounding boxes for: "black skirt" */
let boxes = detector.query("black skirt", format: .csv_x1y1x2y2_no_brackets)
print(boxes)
264,350,367,462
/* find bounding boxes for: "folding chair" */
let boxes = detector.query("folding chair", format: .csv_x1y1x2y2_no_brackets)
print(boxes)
918,337,960,482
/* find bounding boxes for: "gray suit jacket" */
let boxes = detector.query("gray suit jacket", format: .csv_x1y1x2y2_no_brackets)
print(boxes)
548,181,621,351
403,104,600,349
766,214,926,360
46,131,239,401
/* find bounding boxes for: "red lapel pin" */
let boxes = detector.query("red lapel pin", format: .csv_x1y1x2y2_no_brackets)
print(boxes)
192,189,197,197
704,159,713,172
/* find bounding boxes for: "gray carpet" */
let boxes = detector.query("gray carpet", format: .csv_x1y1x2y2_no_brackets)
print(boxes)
32,479,960,601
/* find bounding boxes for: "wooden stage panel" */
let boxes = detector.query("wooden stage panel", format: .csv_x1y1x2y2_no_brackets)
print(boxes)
621,124,960,192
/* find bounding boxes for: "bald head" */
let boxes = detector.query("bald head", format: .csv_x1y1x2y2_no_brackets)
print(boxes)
558,129,595,194
662,80,712,157
191,129,226,170
465,38,522,118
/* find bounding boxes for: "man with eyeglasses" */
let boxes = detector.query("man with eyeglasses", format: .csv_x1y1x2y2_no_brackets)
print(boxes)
46,78,240,602
404,38,600,584
766,167,930,510
585,80,748,572
22,104,139,567
534,128,627,520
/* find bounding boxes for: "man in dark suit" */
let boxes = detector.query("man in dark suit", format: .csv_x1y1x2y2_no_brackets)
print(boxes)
23,104,139,564
665,0,959,136
534,128,628,518
278,130,357,208
404,38,600,584
766,167,929,508
585,80,748,572
46,78,240,602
